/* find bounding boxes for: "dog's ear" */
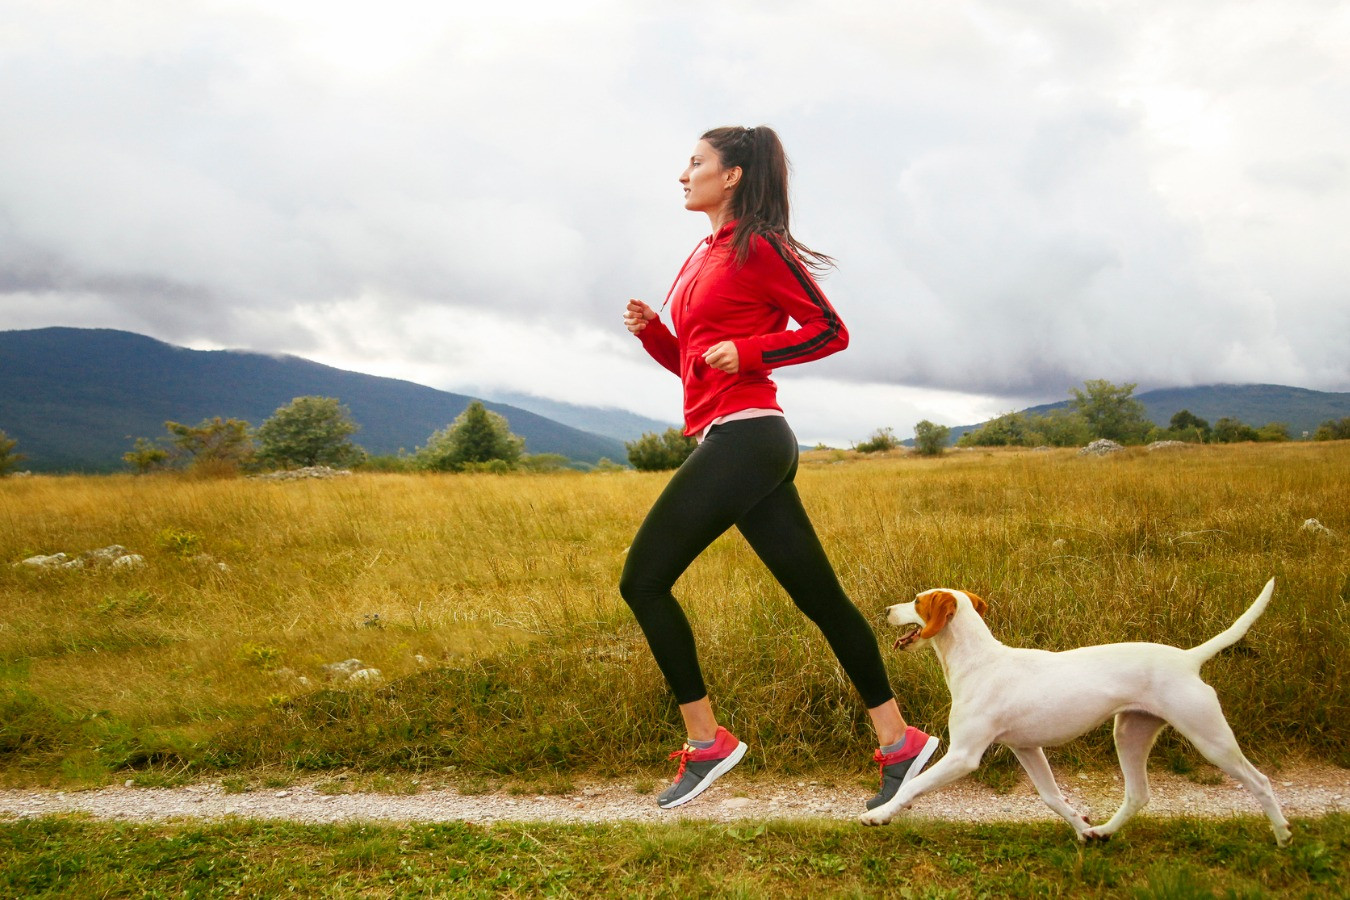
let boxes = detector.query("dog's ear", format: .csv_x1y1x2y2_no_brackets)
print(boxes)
965,591,988,618
917,590,958,639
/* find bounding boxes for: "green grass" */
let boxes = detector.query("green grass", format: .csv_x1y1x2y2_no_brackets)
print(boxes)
1,442,1347,787
0,813,1344,898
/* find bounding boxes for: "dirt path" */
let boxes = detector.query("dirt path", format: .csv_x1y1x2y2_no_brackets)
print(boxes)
2,766,1345,828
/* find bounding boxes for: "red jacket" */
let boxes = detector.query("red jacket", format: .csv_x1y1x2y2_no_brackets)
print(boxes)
637,222,849,436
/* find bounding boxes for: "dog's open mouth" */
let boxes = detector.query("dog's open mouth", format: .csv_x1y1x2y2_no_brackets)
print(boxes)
892,623,922,650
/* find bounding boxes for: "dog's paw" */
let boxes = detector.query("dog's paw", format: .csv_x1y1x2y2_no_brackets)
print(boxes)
1082,829,1111,844
859,809,892,827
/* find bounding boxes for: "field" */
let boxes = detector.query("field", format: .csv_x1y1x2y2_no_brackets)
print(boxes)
2,442,1348,896
2,441,1346,788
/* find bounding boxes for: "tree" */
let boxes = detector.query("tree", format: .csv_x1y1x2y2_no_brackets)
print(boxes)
1027,409,1092,447
1313,417,1350,441
123,437,170,474
1168,409,1211,442
854,427,901,453
0,429,25,477
164,417,255,474
913,420,951,456
1070,380,1151,444
958,412,1031,447
1255,422,1291,442
414,401,524,472
1211,417,1259,443
626,428,696,471
256,396,364,469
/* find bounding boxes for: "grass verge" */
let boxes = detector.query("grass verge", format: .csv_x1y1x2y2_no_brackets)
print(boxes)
1,813,1345,898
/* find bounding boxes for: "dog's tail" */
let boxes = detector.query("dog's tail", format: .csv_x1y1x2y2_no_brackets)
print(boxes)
1188,578,1275,663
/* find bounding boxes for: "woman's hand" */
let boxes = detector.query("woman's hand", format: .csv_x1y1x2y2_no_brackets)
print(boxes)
624,299,656,334
702,341,740,374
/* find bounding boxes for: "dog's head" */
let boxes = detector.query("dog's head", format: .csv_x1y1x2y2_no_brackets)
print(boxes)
885,588,988,651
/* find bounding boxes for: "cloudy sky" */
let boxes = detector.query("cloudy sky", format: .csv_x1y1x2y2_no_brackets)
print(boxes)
2,0,1347,444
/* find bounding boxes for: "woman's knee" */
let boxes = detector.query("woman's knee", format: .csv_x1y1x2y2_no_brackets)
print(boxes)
618,565,665,612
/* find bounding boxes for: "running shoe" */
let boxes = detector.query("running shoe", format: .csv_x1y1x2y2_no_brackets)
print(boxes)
866,726,940,810
656,726,748,809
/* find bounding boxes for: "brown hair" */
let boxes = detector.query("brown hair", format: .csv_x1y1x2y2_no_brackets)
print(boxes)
701,125,834,273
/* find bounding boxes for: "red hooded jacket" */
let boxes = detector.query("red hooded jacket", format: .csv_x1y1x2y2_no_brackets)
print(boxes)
636,221,849,436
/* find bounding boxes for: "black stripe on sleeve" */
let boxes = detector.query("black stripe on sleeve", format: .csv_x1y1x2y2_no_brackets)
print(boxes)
761,236,841,365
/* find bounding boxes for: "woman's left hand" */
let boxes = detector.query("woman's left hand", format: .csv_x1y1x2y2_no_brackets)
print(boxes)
702,341,740,374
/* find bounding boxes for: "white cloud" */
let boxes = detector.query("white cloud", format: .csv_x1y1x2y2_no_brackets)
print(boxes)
2,0,1347,447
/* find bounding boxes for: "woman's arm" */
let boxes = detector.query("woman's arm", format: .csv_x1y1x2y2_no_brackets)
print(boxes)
625,298,681,376
731,236,848,372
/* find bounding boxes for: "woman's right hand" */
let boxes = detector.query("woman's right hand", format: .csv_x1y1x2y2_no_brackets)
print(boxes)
623,299,656,334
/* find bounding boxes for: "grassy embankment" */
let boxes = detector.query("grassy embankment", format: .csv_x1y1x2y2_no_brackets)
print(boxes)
1,442,1346,792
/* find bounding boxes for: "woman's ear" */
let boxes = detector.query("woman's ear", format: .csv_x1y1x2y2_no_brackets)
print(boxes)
723,166,742,191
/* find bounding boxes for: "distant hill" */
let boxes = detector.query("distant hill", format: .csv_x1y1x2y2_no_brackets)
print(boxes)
0,327,626,472
944,383,1350,444
485,390,679,444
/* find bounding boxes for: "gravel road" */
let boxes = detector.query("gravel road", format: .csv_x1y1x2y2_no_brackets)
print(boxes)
2,766,1344,828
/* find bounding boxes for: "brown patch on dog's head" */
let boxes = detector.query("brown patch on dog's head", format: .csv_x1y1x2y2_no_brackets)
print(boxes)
915,589,988,639
965,591,988,618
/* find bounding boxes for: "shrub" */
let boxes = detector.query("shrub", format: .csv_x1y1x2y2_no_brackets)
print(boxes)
0,429,24,476
625,428,695,471
853,427,900,453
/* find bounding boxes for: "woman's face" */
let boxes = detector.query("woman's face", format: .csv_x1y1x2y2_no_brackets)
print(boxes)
680,139,739,215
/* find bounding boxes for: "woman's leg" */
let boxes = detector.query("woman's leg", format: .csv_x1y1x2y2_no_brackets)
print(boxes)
731,429,905,742
619,418,797,734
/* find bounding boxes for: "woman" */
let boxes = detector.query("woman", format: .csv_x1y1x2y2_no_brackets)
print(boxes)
620,125,938,810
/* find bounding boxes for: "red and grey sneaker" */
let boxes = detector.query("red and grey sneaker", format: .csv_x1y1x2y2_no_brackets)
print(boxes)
656,725,748,809
866,726,940,810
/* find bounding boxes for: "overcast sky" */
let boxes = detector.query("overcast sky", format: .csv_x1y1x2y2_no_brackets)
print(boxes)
2,0,1347,444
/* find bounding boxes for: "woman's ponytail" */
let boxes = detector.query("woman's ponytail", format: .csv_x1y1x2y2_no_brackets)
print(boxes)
701,125,834,273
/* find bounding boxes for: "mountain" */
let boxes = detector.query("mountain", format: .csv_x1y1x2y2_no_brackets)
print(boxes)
944,383,1350,444
484,390,679,444
0,328,626,472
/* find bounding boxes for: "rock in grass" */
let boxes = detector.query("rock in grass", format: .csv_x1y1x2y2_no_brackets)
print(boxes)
322,659,366,680
1078,439,1125,457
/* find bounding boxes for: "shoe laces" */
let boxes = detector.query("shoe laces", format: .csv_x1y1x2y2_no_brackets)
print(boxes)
668,744,695,783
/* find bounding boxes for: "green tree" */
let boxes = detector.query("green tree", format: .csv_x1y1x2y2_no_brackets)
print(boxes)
0,429,25,476
1168,409,1211,442
854,427,901,453
958,412,1031,447
1255,422,1291,442
913,420,951,456
164,417,255,474
414,401,524,472
1027,409,1092,447
1069,380,1151,444
256,396,364,469
1211,417,1260,443
1313,417,1350,441
123,437,170,474
625,428,696,471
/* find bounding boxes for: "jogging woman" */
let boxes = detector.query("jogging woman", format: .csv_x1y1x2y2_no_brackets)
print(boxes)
620,125,938,810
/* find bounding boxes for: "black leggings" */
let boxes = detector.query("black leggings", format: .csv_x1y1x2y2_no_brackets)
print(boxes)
618,416,895,708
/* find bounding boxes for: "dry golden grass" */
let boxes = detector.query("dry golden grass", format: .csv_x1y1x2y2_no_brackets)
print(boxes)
1,442,1346,785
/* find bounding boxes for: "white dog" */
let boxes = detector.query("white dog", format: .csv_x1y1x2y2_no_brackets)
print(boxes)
861,579,1291,846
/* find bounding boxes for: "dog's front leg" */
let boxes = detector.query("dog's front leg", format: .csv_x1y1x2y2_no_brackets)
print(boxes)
859,744,984,826
1009,746,1094,841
